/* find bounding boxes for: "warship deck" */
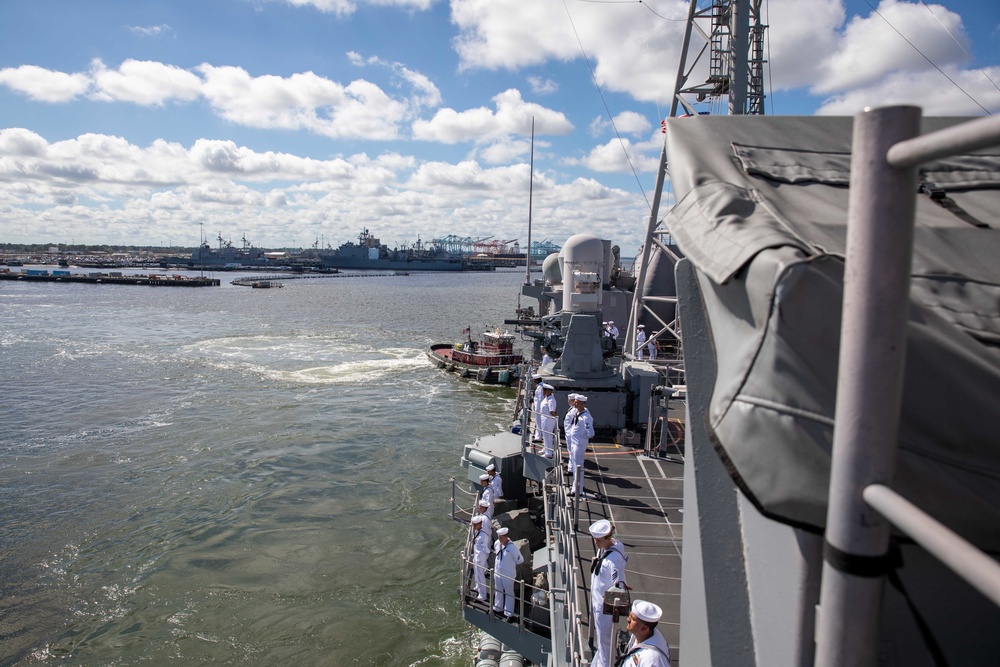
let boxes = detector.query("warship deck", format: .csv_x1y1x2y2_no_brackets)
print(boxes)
569,438,684,661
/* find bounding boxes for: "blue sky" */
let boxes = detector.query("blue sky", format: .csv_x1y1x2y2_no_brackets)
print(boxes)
1,0,997,255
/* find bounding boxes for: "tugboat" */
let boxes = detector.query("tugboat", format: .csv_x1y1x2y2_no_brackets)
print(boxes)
427,328,523,384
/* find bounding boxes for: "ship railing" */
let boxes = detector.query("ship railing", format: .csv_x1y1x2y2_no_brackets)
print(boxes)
448,477,483,523
458,548,555,637
815,108,1000,665
543,451,588,666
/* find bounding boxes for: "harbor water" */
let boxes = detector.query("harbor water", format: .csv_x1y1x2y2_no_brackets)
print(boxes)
0,269,528,666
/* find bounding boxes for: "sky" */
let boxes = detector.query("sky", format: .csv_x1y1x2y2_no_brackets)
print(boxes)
0,0,998,256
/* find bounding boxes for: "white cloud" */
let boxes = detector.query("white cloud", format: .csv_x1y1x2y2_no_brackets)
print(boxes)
282,0,434,16
0,58,438,140
568,138,659,174
527,76,558,95
197,64,407,139
815,0,968,94
0,65,90,102
451,0,684,104
128,24,172,37
815,65,1000,116
91,59,202,105
611,111,651,137
412,88,572,145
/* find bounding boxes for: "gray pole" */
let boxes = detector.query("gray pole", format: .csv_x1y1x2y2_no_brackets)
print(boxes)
625,0,698,359
814,105,921,666
729,0,750,115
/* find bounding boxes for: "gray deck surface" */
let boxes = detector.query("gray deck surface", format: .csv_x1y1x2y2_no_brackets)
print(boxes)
567,437,684,662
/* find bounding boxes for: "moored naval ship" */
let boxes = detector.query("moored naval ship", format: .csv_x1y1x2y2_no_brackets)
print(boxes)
451,1,1000,665
160,234,279,269
321,228,494,272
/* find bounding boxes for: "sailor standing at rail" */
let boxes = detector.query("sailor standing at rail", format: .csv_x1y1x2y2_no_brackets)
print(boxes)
477,497,493,530
636,324,647,360
609,321,619,341
589,519,629,667
563,392,579,467
531,373,544,443
538,384,558,458
616,601,671,667
470,514,490,602
479,474,495,519
486,463,503,499
565,394,594,496
492,526,524,621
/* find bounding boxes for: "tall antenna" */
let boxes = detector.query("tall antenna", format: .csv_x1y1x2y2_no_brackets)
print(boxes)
626,0,767,359
524,117,535,286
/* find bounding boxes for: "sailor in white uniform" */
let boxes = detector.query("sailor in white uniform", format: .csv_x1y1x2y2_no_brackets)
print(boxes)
479,474,495,522
470,514,490,602
531,374,544,442
609,321,619,341
486,463,503,499
565,394,594,496
477,497,493,528
492,527,524,620
589,519,628,667
636,324,647,360
618,601,671,666
541,351,553,366
539,383,558,458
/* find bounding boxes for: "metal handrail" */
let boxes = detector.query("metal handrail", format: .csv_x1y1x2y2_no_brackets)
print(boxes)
863,484,1000,607
815,107,1000,665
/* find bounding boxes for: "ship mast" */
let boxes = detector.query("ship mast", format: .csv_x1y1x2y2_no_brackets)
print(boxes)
524,117,535,286
625,0,767,359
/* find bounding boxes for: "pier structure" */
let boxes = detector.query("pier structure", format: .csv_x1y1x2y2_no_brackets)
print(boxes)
0,269,220,287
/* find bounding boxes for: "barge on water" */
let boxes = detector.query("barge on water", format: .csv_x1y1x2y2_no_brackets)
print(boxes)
0,269,220,287
427,329,523,385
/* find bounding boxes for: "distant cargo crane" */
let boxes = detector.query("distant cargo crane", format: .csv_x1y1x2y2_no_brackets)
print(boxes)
431,235,494,255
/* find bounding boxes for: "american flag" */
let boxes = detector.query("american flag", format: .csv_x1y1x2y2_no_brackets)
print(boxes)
462,327,471,334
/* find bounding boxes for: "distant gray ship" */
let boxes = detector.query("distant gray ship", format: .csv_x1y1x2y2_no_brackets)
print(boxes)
320,229,493,272
161,235,278,269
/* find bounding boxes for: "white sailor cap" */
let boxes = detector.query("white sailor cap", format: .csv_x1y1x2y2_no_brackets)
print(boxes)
478,498,490,507
542,383,554,390
486,464,496,472
588,519,613,539
532,373,543,380
638,324,645,329
576,394,588,402
497,527,509,536
609,321,614,325
479,474,490,481
567,392,579,401
602,321,608,325
631,600,663,624
471,514,486,524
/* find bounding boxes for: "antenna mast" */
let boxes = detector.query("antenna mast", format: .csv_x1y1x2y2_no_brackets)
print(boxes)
626,0,767,359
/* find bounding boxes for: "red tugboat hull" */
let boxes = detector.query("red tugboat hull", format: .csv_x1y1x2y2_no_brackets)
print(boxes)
426,330,523,385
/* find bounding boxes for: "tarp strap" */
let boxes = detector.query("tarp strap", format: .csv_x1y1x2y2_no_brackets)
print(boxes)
824,539,949,665
918,182,990,228
823,540,894,577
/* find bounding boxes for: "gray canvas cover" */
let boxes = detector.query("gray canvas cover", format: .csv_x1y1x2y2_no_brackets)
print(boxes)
664,115,1000,551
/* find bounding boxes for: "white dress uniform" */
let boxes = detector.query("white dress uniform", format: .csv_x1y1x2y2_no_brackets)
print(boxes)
565,404,594,495
492,533,524,618
532,380,544,440
471,520,491,601
480,485,495,523
636,328,647,360
610,323,619,340
591,538,628,667
488,471,503,499
619,630,671,667
539,391,557,458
